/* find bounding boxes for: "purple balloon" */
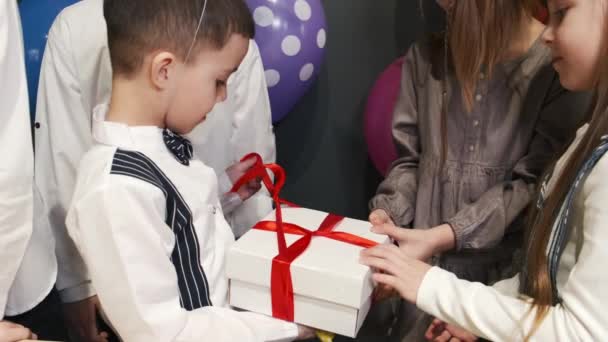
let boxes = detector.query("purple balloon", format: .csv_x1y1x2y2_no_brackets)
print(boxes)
364,57,403,176
246,0,327,123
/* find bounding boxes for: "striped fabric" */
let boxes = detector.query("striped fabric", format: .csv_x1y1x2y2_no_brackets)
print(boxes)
110,149,212,310
526,136,608,304
547,137,608,303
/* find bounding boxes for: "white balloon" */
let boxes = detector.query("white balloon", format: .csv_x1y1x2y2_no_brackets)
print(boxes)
294,0,312,21
281,35,302,56
265,69,281,87
253,6,274,27
299,63,315,82
317,28,326,49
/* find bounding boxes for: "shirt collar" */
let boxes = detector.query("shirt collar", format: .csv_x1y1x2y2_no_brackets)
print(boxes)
92,104,167,153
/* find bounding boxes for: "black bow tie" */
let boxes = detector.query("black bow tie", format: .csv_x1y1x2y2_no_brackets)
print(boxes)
163,129,193,166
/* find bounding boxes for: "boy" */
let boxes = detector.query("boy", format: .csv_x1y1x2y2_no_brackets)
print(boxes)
35,0,275,339
66,0,310,340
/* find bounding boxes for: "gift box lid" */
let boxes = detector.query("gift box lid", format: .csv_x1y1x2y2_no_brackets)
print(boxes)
226,207,390,309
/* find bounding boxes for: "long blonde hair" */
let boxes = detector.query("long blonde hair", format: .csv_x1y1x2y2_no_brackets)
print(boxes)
447,0,542,110
429,0,543,168
522,2,608,338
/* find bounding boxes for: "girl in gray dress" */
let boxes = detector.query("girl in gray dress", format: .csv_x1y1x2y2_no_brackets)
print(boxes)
367,0,590,340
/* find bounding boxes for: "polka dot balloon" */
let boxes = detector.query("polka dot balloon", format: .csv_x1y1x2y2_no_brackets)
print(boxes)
247,0,327,124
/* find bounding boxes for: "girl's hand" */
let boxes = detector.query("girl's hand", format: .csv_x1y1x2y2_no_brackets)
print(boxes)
369,209,395,226
0,321,37,342
425,318,478,342
371,224,455,262
360,244,432,304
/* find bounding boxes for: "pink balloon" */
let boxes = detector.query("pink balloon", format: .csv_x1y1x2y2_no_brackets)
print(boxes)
364,57,404,176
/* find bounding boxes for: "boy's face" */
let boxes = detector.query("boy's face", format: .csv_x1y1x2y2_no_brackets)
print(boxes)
165,34,249,134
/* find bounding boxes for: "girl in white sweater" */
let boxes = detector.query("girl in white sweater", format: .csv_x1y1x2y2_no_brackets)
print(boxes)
361,0,608,341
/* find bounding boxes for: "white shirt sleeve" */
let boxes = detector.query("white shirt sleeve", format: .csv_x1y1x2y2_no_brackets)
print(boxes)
33,13,94,303
225,40,275,238
416,156,608,341
0,0,35,318
67,176,298,342
492,274,520,297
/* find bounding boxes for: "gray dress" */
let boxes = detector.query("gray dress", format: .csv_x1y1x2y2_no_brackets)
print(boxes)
366,38,590,341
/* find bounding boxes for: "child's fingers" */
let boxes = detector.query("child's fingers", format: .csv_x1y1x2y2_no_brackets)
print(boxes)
238,156,258,170
361,244,404,263
247,179,262,188
425,326,435,340
360,254,399,276
369,210,388,225
0,321,20,329
3,325,35,341
371,272,399,291
372,283,395,302
370,223,406,241
434,330,452,342
431,319,445,332
246,181,262,196
425,319,446,341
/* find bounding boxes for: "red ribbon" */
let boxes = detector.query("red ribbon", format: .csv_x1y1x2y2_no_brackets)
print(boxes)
231,153,378,322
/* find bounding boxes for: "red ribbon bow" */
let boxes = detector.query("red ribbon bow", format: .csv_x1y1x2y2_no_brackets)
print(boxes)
231,153,377,322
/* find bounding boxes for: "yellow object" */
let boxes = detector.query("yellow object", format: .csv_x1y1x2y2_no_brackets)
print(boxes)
315,330,335,342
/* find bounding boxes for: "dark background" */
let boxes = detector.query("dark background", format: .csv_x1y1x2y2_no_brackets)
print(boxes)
275,0,443,223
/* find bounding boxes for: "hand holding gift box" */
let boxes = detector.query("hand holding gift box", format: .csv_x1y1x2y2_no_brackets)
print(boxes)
226,154,390,337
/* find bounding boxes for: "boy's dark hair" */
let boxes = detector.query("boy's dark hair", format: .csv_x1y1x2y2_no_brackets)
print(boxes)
104,0,255,77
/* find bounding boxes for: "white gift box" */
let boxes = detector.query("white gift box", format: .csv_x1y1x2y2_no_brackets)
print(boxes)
226,207,390,337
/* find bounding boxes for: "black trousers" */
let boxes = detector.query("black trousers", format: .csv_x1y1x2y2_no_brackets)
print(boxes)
5,289,120,342
5,289,68,341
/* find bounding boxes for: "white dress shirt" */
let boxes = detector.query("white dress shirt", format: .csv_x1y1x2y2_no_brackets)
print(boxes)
33,0,275,305
65,106,297,342
417,125,608,341
0,0,54,318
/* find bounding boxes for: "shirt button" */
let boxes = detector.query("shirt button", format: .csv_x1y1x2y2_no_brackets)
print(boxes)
473,120,479,127
475,94,483,102
469,145,475,152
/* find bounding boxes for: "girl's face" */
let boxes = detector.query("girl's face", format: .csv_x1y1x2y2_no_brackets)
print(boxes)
543,0,607,91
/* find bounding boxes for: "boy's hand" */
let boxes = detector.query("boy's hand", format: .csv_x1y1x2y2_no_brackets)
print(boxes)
226,158,262,201
369,209,395,226
0,321,37,342
62,296,109,342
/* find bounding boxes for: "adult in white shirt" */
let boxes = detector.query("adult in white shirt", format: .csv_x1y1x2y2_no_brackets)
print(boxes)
0,0,61,340
32,0,275,340
359,1,608,340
